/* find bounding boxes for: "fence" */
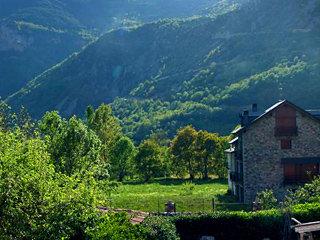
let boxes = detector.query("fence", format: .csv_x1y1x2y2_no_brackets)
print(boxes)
106,196,252,213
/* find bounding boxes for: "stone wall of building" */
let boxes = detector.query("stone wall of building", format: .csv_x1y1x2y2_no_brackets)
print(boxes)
242,108,320,203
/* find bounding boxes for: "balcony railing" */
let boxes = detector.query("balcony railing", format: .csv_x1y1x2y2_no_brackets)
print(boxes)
274,126,298,137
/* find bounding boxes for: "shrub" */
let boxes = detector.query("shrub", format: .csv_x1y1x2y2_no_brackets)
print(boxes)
142,216,179,240
255,189,278,210
171,203,320,240
86,213,146,240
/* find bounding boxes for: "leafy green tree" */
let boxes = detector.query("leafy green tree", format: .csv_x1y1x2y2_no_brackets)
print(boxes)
0,129,99,239
194,130,218,179
170,126,227,179
110,136,136,181
170,125,198,179
16,106,34,134
0,100,13,131
38,110,63,137
86,104,122,149
0,101,34,133
135,139,164,182
214,136,228,178
39,112,106,178
0,129,54,238
86,104,123,174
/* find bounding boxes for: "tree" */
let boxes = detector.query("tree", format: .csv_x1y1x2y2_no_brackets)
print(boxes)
39,112,105,178
0,129,100,239
170,126,227,179
135,139,164,182
110,136,136,181
86,104,123,172
16,106,34,134
0,101,34,133
0,100,13,131
170,126,198,179
194,131,218,179
214,136,228,178
86,104,122,149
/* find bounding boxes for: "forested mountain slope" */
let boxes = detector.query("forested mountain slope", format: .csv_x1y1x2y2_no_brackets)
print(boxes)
8,0,320,141
0,0,224,97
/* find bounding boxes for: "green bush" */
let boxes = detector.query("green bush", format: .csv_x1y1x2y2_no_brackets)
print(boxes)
142,216,179,240
170,203,320,240
255,189,278,210
86,213,146,240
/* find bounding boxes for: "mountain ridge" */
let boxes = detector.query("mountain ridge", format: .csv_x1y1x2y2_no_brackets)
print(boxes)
0,0,224,97
7,0,320,140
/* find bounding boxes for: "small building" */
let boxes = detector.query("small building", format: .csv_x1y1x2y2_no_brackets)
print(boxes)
226,100,320,203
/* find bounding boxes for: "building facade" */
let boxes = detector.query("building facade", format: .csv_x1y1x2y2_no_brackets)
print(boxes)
226,100,320,203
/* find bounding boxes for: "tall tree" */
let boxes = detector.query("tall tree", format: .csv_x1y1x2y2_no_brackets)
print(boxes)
170,125,198,179
86,104,123,169
39,112,105,178
86,104,122,148
194,130,226,179
134,139,163,182
110,136,136,181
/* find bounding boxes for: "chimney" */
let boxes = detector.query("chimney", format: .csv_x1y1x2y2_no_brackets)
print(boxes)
252,103,258,112
241,110,250,126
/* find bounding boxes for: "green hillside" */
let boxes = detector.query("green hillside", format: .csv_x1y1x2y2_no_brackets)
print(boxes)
8,0,320,141
0,0,224,97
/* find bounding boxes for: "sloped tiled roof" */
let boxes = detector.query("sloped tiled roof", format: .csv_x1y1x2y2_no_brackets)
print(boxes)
236,100,320,134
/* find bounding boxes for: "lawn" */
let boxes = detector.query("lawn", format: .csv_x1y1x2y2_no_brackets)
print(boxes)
107,178,231,213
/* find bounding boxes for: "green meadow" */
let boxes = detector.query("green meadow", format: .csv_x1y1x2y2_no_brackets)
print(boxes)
108,178,231,213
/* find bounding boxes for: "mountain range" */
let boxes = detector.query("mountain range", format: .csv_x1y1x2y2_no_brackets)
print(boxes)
0,0,224,97
5,0,320,141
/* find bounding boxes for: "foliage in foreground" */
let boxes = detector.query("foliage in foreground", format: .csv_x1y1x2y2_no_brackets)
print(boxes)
0,129,98,239
170,203,320,240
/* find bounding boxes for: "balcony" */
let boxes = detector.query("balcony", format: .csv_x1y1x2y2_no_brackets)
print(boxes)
274,126,298,137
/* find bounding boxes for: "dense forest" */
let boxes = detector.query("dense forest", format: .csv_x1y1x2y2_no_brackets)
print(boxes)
7,0,320,141
0,0,229,97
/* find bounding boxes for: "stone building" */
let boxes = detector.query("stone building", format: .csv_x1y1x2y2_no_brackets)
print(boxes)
226,100,320,203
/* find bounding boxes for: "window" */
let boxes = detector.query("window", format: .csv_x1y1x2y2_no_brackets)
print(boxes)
284,163,320,184
275,105,297,136
281,139,292,149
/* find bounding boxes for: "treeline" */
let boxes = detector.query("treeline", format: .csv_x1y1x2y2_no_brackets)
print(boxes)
1,101,228,183
0,101,228,238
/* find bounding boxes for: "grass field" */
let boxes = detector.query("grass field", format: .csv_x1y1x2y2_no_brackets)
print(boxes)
107,178,239,213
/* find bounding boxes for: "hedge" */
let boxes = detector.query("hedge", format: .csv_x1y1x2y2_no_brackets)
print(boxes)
174,203,320,240
142,203,320,240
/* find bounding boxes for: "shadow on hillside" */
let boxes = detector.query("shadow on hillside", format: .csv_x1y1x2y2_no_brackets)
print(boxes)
123,178,228,186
